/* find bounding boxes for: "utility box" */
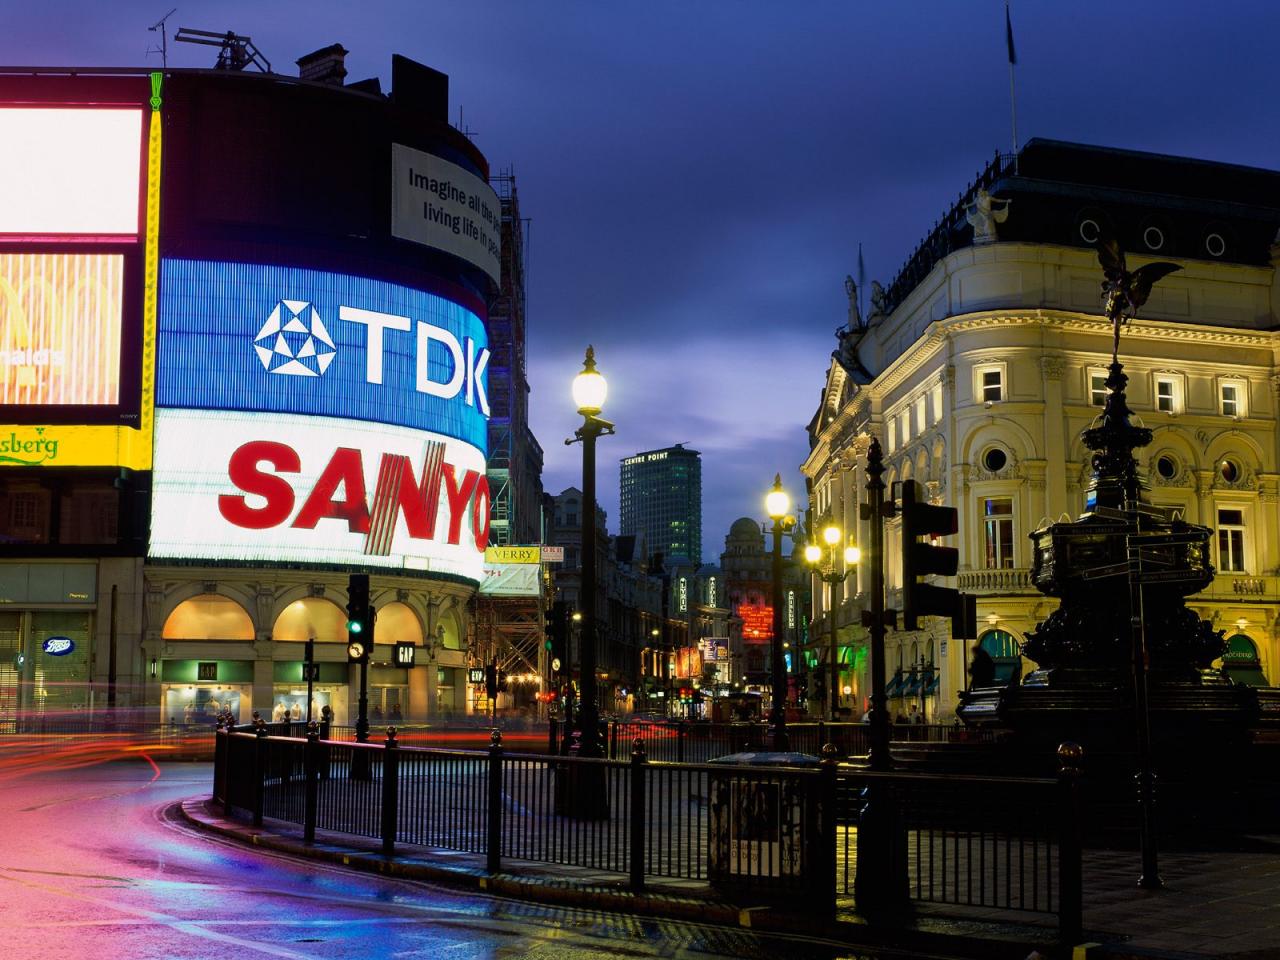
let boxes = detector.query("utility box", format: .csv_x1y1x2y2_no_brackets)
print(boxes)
707,752,826,908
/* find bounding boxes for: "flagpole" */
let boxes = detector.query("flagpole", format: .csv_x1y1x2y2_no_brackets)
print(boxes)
1006,1,1019,173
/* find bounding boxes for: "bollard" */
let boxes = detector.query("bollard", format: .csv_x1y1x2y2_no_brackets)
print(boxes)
304,721,320,844
486,729,504,873
252,720,268,828
629,737,647,890
382,726,399,856
609,720,619,761
1058,742,1085,944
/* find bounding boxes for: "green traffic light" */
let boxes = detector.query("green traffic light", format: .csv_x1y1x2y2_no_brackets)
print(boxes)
349,620,363,633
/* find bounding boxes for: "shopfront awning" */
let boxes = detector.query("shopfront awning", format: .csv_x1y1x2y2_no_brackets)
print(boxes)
883,672,904,698
1225,662,1270,688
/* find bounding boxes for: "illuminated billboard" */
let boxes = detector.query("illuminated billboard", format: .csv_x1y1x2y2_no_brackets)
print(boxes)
0,252,124,406
149,409,489,580
158,259,489,449
0,108,143,236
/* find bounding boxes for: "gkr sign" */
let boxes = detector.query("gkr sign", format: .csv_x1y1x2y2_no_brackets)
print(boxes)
149,410,489,580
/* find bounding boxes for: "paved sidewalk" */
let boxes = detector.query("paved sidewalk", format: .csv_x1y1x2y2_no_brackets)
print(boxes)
178,797,1280,960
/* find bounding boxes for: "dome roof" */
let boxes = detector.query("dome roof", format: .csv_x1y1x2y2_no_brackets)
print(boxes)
728,517,761,539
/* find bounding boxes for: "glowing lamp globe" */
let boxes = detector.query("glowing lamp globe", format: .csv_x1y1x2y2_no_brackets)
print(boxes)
845,545,861,565
572,345,607,415
805,543,822,565
823,525,841,546
765,474,790,519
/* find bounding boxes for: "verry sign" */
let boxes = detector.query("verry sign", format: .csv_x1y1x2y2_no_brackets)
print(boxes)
157,260,490,450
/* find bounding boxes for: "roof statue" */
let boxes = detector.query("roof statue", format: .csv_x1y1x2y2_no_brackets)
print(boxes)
1096,235,1181,363
843,274,862,330
832,274,873,382
868,280,888,320
964,188,1011,244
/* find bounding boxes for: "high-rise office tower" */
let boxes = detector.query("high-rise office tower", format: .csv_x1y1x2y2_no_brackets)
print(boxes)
619,444,702,566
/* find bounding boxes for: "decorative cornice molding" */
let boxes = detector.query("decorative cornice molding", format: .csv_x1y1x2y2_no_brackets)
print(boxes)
1040,355,1066,381
942,309,1276,348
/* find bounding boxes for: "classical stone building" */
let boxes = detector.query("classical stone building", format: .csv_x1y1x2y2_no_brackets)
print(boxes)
805,140,1280,722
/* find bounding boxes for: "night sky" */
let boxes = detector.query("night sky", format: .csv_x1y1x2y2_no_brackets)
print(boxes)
7,1,1278,560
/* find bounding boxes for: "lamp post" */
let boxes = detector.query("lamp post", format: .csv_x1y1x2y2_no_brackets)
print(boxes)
765,475,795,751
804,525,860,721
567,346,613,760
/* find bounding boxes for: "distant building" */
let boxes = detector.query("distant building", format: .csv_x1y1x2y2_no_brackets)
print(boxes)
805,139,1280,722
619,444,702,565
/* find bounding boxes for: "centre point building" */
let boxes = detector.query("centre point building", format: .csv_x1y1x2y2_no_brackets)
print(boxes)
804,140,1280,721
1,48,509,727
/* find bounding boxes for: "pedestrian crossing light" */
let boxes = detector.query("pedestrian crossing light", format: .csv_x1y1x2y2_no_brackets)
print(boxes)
346,573,373,662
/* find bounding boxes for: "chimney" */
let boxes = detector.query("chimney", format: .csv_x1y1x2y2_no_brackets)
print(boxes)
296,44,348,85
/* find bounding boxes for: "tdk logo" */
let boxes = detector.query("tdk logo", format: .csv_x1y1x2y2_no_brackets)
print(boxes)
254,300,338,377
251,300,490,416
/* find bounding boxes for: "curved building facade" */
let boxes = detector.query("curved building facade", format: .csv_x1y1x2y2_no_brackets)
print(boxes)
1,53,504,727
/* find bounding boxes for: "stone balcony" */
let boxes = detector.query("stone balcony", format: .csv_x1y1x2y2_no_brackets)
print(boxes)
1192,574,1279,602
956,568,1036,594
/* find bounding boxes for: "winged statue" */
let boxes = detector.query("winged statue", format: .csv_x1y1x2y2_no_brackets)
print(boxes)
1096,236,1181,361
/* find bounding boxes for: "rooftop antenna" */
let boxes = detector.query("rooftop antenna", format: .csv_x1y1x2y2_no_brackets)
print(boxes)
173,26,272,72
457,105,478,142
147,8,177,67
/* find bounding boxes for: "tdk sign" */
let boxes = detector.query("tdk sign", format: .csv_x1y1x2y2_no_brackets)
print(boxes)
157,260,490,450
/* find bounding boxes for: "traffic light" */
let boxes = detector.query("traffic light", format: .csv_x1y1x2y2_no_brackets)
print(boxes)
485,662,498,699
346,573,373,663
547,600,569,673
900,479,960,631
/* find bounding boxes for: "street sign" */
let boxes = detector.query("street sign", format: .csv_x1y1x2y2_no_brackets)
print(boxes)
304,663,320,681
394,642,416,668
540,545,564,563
551,657,562,672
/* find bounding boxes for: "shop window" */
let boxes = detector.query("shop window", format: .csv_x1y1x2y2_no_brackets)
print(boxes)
1216,508,1247,573
982,498,1015,569
977,629,1022,684
164,595,254,641
273,597,345,642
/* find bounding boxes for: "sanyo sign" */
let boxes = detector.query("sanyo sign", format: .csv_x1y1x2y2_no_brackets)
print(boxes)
157,259,491,450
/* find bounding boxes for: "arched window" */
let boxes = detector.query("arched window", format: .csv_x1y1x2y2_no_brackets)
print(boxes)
1222,634,1268,687
376,601,424,646
162,594,254,641
273,598,347,642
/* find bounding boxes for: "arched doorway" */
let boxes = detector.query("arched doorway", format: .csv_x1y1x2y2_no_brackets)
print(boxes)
1222,634,1269,687
977,629,1023,686
271,598,349,724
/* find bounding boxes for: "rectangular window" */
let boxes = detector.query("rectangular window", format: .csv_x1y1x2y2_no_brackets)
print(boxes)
931,383,944,421
915,395,927,432
983,498,1015,569
1156,379,1175,413
981,369,1003,403
1221,382,1242,417
1090,373,1109,407
1217,508,1246,573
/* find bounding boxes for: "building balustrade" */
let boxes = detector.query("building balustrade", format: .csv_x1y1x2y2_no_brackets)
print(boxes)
956,568,1035,593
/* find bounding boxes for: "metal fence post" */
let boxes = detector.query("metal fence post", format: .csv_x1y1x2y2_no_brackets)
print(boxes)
548,718,558,755
252,718,268,828
486,729,504,873
1058,742,1085,944
630,737,647,891
382,726,399,856
304,721,320,844
609,720,619,760
818,742,839,915
677,719,686,763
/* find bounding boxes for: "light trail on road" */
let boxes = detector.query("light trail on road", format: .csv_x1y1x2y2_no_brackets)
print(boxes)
0,758,930,960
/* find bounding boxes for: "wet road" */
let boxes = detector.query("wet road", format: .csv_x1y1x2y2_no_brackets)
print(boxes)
0,753,898,960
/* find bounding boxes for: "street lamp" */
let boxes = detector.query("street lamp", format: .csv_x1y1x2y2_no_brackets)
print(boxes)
805,524,859,720
765,474,796,751
567,346,613,761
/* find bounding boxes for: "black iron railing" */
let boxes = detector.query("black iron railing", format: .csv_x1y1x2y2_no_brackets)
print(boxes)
212,724,1082,939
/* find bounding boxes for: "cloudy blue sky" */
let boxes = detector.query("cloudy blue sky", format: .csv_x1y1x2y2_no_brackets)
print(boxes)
7,1,1278,557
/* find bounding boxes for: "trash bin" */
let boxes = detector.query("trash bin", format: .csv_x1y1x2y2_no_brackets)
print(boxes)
707,751,822,906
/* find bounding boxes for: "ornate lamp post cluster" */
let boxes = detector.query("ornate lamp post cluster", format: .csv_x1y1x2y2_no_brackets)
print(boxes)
804,525,860,720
